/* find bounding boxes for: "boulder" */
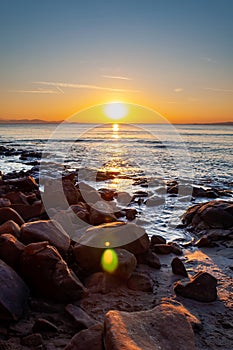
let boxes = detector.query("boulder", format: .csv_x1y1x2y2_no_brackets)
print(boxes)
174,271,217,302
150,234,166,245
127,272,153,292
104,303,197,350
182,201,233,233
65,304,96,329
146,195,165,207
6,176,38,192
64,323,104,350
0,259,29,321
0,220,21,238
0,234,25,269
89,203,117,226
20,242,86,302
4,191,29,205
84,272,123,293
109,248,137,280
20,220,70,253
0,207,24,226
135,250,161,269
171,257,188,277
152,244,172,254
98,188,116,201
77,221,150,253
62,179,80,205
11,201,45,220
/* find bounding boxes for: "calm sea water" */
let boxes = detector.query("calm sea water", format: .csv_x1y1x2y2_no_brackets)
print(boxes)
0,123,232,241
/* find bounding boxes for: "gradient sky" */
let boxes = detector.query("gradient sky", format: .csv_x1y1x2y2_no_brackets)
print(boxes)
0,0,232,123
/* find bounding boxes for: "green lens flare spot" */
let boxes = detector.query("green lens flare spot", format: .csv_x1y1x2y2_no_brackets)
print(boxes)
101,249,118,273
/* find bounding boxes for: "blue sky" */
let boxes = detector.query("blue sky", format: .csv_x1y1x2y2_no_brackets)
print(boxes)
0,0,232,122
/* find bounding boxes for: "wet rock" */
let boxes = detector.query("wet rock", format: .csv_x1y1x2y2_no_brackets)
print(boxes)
89,203,117,226
21,333,43,347
182,201,233,232
0,234,25,269
152,244,172,254
11,201,45,221
20,242,86,302
6,176,38,192
98,188,116,201
111,248,137,280
62,179,80,205
32,318,58,332
64,323,104,350
146,195,165,207
104,303,197,350
65,304,96,329
192,186,219,198
150,234,166,245
124,208,137,221
20,220,70,253
136,249,161,269
127,272,153,292
195,236,211,247
0,207,24,226
115,191,132,205
171,257,188,277
0,197,11,207
169,242,183,255
0,259,29,321
174,271,217,302
0,220,21,238
77,221,150,254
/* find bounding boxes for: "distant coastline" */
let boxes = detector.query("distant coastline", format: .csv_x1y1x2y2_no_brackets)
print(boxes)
0,118,232,125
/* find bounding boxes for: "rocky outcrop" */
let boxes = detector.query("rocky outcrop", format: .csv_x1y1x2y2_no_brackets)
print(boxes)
104,303,197,350
0,259,29,321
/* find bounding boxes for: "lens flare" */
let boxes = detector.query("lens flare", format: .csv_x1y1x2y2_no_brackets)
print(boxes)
101,249,118,273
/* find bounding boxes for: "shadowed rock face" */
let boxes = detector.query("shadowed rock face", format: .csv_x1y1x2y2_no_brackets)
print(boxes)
104,303,197,350
0,259,29,321
20,242,86,302
182,201,233,238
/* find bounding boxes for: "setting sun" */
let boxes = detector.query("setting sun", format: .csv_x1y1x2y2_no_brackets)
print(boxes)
112,123,119,132
104,102,128,120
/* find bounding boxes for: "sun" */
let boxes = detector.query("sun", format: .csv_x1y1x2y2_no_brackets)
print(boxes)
104,102,128,120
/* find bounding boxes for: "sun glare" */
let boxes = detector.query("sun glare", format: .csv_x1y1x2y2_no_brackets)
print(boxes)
112,123,119,132
104,102,128,120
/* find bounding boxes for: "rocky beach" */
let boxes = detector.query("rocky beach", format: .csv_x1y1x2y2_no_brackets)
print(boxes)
0,147,233,350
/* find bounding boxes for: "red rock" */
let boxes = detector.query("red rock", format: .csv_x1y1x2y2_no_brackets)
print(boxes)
65,304,96,329
4,191,29,205
150,234,166,245
0,234,25,269
152,244,172,254
64,323,104,350
6,176,38,192
195,236,211,247
0,198,11,207
20,242,86,302
0,220,21,238
104,303,197,350
174,271,217,302
0,259,29,321
125,208,137,221
98,188,116,201
20,220,70,253
11,201,44,220
171,257,188,277
0,207,24,226
127,272,153,292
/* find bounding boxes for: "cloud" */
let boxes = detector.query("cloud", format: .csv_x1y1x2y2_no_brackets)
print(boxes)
102,75,132,81
174,88,183,92
200,56,217,63
9,88,60,94
204,87,233,93
35,81,140,93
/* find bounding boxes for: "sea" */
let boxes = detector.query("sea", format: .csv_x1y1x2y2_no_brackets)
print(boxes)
0,123,232,242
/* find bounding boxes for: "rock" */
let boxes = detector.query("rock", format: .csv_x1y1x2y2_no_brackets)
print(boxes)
124,208,137,221
0,207,24,226
146,195,165,207
182,201,233,232
21,333,43,347
20,242,86,302
0,198,11,207
64,323,104,350
115,191,132,205
89,203,117,226
195,236,211,247
104,303,197,350
98,188,116,201
0,220,21,238
6,176,38,192
152,244,172,254
20,220,70,253
32,318,58,332
4,191,29,205
169,242,183,255
110,248,137,280
0,259,29,321
127,272,153,292
11,201,45,220
0,234,25,269
62,179,80,205
65,304,96,329
171,257,188,277
84,272,122,293
150,235,166,245
174,271,217,302
77,221,150,254
136,250,161,269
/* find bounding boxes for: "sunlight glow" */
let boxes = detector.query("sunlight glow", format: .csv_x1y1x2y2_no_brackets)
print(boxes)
112,123,119,132
104,102,128,120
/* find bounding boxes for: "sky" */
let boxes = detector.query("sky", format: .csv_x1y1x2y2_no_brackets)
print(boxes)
0,0,232,123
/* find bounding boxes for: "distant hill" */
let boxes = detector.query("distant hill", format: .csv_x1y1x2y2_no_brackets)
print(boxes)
0,119,61,124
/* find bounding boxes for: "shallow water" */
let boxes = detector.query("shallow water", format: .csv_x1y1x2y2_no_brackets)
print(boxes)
0,123,232,241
